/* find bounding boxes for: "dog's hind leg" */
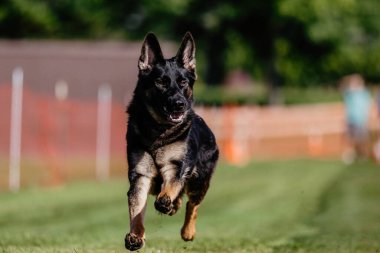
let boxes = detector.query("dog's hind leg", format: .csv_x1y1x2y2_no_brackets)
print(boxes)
181,200,200,241
181,174,211,241
181,146,218,241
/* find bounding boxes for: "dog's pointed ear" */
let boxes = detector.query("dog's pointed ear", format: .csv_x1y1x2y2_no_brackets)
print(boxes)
176,32,196,72
138,33,164,71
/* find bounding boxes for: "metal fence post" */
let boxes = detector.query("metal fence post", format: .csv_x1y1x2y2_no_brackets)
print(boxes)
9,67,24,191
96,84,112,181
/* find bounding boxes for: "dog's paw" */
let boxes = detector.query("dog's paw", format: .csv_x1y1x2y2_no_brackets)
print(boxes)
154,194,173,214
125,233,145,251
168,197,182,216
181,226,196,241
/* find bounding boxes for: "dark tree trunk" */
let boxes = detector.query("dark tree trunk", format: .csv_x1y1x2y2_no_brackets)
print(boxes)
203,33,226,86
266,60,283,105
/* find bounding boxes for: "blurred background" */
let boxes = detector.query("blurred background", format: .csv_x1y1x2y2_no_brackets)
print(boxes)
1,0,380,189
1,1,380,252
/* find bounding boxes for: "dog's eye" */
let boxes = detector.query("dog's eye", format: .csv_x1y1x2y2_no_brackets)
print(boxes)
155,78,166,88
179,79,188,87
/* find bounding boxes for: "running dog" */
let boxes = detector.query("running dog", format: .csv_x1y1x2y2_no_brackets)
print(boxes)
125,32,219,251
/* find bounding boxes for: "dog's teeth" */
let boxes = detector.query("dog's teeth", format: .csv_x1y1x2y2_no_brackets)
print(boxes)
170,113,184,122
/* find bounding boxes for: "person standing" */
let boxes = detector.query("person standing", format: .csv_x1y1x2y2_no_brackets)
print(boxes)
340,74,371,163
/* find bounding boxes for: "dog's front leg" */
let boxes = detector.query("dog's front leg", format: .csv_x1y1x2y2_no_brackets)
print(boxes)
154,165,184,215
125,174,151,251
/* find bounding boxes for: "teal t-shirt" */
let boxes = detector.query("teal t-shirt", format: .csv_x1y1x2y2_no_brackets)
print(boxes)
343,89,371,127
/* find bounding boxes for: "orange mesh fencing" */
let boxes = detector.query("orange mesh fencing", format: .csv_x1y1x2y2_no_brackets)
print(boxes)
1,83,379,189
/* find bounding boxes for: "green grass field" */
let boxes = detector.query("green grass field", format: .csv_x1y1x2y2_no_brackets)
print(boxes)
1,159,380,253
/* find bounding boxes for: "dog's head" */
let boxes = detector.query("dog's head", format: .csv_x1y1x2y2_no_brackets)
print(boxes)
136,32,196,125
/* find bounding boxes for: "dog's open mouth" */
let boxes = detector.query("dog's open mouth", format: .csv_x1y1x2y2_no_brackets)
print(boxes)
163,106,186,123
168,111,185,123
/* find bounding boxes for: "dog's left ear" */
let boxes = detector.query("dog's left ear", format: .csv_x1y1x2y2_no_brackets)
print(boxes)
176,32,196,72
138,32,164,72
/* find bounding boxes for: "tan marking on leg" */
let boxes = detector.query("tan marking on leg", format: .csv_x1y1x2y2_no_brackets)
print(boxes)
155,180,183,215
156,163,184,202
128,176,151,238
130,203,146,238
169,196,182,216
155,166,184,214
158,180,183,201
181,201,199,241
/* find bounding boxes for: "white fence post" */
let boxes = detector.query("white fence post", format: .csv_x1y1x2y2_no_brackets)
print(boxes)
9,67,24,192
96,84,112,181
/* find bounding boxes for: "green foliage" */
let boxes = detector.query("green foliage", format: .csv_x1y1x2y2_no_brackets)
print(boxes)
280,0,380,83
1,0,380,90
1,160,380,252
225,32,258,76
0,0,135,39
0,0,56,37
194,83,265,106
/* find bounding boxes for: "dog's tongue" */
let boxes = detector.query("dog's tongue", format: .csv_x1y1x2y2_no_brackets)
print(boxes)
171,112,183,119
169,112,185,122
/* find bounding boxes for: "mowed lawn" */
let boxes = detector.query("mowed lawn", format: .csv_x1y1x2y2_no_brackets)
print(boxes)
1,159,380,253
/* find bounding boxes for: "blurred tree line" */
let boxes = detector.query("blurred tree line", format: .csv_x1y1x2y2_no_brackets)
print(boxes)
1,0,380,102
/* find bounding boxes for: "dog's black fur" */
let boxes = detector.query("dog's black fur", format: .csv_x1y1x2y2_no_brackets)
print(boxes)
124,32,219,251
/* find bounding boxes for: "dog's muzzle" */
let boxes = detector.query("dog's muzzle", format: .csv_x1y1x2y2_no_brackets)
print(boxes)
164,100,187,123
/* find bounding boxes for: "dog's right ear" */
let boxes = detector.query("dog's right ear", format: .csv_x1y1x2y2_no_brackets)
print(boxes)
138,33,164,71
176,32,196,72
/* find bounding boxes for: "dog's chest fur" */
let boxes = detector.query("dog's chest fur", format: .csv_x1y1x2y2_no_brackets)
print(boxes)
154,141,187,167
133,140,188,179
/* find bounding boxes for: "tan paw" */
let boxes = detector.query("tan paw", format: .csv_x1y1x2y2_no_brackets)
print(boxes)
181,226,196,241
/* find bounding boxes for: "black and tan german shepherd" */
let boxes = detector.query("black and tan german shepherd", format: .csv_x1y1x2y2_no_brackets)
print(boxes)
124,32,219,251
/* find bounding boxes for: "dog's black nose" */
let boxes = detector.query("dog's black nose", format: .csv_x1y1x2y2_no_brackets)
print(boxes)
174,100,186,111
